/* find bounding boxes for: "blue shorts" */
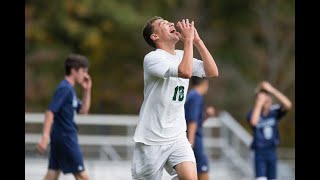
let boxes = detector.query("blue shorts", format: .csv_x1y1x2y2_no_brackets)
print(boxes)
193,139,209,173
254,149,277,179
49,133,85,174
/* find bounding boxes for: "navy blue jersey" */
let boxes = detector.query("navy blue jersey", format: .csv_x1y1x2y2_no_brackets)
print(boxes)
185,89,210,173
185,89,205,139
49,79,82,135
246,104,287,151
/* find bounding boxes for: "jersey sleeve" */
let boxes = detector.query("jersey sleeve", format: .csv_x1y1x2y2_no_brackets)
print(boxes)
48,87,71,113
272,104,287,120
192,58,206,78
144,53,178,78
185,96,202,124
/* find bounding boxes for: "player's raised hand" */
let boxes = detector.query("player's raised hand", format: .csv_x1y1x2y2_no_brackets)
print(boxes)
260,81,274,93
193,26,202,44
176,19,194,42
206,106,216,117
81,73,92,91
37,137,49,154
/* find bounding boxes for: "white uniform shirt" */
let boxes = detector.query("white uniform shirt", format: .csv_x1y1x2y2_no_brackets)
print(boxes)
133,49,206,145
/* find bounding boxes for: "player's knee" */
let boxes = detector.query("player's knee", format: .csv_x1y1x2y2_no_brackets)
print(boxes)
44,175,57,180
44,174,59,180
81,175,89,180
80,174,89,180
82,175,89,180
176,163,197,180
44,170,60,180
74,171,89,180
198,172,209,180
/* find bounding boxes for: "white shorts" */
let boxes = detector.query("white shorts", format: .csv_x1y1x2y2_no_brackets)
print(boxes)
131,137,196,180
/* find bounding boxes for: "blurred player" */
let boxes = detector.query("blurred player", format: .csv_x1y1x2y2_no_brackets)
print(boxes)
185,77,216,180
246,81,292,180
131,16,219,180
37,54,92,180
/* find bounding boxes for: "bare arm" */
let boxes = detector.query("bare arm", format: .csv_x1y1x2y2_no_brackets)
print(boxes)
79,74,92,114
250,93,267,126
178,39,194,78
260,81,292,111
79,89,91,114
270,89,292,111
176,19,195,78
37,110,54,154
271,88,292,111
193,28,219,77
187,122,197,148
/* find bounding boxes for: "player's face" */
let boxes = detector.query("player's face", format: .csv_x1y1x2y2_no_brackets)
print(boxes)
75,68,88,84
152,19,179,43
263,94,272,109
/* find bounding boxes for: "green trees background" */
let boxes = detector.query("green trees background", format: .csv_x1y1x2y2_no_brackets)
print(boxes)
25,0,295,147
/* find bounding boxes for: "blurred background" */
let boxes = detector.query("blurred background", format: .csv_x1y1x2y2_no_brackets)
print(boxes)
25,0,294,179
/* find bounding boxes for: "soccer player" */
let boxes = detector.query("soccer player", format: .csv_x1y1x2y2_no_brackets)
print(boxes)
132,16,219,180
246,81,292,180
37,54,92,180
185,77,215,180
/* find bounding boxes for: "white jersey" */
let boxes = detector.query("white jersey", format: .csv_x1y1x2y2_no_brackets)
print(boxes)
133,48,206,145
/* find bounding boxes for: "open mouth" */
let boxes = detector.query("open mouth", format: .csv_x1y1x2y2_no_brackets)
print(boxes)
170,29,176,33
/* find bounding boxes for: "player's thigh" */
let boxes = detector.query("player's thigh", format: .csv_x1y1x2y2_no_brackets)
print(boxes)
175,161,197,180
266,154,277,180
168,138,197,180
73,171,89,180
44,169,61,180
49,136,66,171
194,148,209,173
131,143,169,179
48,144,60,171
198,172,209,180
254,152,267,178
55,134,85,174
